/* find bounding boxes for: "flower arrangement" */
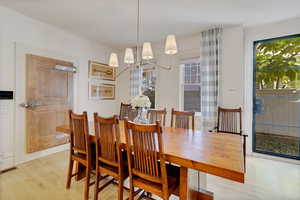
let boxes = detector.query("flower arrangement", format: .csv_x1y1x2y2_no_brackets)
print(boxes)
130,95,151,108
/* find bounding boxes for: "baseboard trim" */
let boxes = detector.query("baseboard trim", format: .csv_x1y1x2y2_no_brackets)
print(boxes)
0,167,17,174
15,144,69,165
0,156,15,171
249,152,300,165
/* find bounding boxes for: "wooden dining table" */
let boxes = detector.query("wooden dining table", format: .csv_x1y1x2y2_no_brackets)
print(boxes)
56,120,245,200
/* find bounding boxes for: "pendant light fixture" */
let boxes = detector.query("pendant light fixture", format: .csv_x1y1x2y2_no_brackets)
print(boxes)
108,53,119,67
142,42,154,60
165,35,178,55
108,0,178,76
124,48,135,64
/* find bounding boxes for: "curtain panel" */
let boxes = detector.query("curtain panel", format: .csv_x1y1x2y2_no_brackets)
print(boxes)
200,27,222,129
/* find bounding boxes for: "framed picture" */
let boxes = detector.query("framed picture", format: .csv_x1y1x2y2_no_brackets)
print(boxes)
89,61,116,81
89,83,115,100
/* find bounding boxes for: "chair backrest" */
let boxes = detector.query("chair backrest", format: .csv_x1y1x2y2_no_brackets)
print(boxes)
119,102,131,120
128,108,138,121
94,113,120,166
68,110,90,155
124,119,168,185
171,108,195,130
217,107,242,135
147,108,167,126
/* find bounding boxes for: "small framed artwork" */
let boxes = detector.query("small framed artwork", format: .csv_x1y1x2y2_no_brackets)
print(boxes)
89,61,116,81
89,83,115,100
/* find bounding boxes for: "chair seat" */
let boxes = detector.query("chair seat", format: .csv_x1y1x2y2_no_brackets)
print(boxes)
72,152,88,166
132,164,180,197
99,163,128,178
96,151,128,179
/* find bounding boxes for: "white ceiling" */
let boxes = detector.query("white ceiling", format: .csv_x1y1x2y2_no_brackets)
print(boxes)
1,0,300,48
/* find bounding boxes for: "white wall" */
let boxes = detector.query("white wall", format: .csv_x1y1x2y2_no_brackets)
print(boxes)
116,26,244,128
220,26,244,108
244,17,300,155
0,6,118,169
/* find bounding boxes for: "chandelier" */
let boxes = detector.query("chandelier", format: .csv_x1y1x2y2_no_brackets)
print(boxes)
108,0,178,77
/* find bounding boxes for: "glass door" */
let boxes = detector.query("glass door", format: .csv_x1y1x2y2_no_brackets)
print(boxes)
253,34,300,160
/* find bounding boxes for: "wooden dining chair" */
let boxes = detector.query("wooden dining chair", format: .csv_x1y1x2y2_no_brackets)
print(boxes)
216,106,247,171
66,110,92,200
147,108,167,126
217,107,242,135
171,108,195,130
124,119,180,200
119,102,131,120
128,108,138,121
93,113,128,200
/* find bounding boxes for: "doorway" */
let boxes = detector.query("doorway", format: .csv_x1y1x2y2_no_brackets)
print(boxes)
253,34,300,160
13,43,78,165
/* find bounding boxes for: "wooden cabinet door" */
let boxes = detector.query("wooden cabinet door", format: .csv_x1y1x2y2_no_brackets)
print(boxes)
26,54,73,153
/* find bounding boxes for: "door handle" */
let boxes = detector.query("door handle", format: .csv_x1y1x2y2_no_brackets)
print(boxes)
19,101,43,109
19,103,31,108
20,102,36,109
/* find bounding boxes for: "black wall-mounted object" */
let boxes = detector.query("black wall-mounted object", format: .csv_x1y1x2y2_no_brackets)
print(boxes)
0,91,14,100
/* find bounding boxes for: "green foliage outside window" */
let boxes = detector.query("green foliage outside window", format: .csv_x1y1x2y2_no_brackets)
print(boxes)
256,36,300,89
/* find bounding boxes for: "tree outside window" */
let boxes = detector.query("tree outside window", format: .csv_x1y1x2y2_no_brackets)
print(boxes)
256,36,300,89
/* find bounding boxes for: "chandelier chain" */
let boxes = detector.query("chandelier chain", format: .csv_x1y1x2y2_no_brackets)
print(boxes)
136,0,140,64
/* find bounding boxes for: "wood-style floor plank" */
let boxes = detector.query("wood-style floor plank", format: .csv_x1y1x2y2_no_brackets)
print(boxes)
0,151,299,200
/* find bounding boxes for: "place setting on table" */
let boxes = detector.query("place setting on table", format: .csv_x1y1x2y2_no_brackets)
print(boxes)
56,95,246,200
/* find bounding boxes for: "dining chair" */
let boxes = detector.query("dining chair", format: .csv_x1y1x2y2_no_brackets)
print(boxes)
93,113,128,200
217,107,242,135
147,108,167,126
216,106,247,171
171,108,195,130
128,108,138,121
124,119,180,200
119,102,131,120
66,110,92,200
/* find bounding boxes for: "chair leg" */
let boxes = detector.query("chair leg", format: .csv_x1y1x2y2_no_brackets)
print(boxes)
146,192,152,198
118,178,124,200
129,178,134,200
163,193,169,200
66,158,74,189
84,166,91,200
94,167,100,200
198,171,200,191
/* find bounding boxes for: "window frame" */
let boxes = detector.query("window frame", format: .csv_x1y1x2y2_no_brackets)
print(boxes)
179,58,201,115
141,66,157,109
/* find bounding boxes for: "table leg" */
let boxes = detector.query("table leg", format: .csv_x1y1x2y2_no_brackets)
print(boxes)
180,167,188,200
198,171,207,190
181,168,213,200
77,162,86,180
191,171,213,200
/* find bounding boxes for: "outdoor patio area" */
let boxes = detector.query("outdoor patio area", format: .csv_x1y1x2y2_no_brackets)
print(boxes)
256,132,299,157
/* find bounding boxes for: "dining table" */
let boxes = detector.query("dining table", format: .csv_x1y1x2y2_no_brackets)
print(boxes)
56,120,245,200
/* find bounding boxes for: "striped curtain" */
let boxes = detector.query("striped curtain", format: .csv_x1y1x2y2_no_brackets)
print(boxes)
200,28,222,129
130,67,142,98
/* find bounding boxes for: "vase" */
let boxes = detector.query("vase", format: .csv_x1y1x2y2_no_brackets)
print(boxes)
133,107,149,124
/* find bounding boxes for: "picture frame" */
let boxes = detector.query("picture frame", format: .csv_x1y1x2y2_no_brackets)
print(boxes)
89,61,116,81
89,83,115,100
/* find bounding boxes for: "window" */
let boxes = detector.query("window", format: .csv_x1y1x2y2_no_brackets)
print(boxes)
253,34,300,160
141,67,156,108
181,60,201,112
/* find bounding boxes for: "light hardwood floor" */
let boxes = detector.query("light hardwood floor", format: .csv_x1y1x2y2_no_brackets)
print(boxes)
0,151,299,200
